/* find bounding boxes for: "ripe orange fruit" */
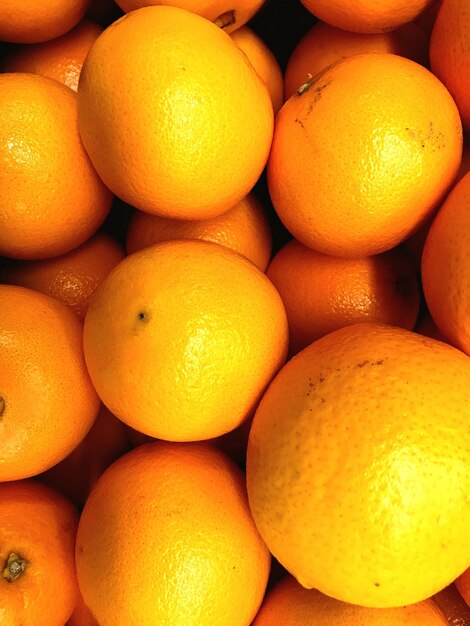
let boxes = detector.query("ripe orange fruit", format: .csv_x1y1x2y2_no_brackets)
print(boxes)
76,441,271,625
126,192,272,271
83,239,288,441
113,0,265,32
430,0,470,131
267,239,420,355
284,21,428,99
422,171,470,354
0,285,100,481
246,323,470,608
0,0,90,43
1,19,102,92
268,53,462,257
298,0,434,33
231,26,283,116
0,231,125,320
456,570,470,607
77,6,273,220
0,480,79,625
0,73,113,260
39,404,131,509
253,576,448,625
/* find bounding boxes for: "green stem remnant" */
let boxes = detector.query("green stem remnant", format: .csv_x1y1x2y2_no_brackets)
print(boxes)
3,553,29,583
214,10,236,29
297,80,313,96
0,395,5,419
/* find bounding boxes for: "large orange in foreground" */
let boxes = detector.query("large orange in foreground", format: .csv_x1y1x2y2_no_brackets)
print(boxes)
247,323,470,608
76,442,271,626
77,6,273,220
83,240,288,441
268,53,462,257
0,285,100,481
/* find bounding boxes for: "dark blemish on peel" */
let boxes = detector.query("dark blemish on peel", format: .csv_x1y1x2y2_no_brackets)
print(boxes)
214,10,236,29
354,360,370,369
0,395,5,419
137,311,150,322
374,582,381,587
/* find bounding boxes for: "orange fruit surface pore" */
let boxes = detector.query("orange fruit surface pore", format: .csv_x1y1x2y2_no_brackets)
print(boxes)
267,239,420,355
298,0,433,33
77,6,273,220
0,480,80,626
253,576,448,625
0,231,125,321
113,0,265,32
231,26,284,116
268,53,462,257
76,441,271,626
0,285,100,481
422,171,470,355
126,192,272,271
2,18,103,92
0,0,90,43
246,323,470,608
430,0,470,132
0,73,113,260
284,21,429,99
83,239,288,441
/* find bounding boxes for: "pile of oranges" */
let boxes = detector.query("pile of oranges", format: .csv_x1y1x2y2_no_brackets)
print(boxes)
2,0,470,624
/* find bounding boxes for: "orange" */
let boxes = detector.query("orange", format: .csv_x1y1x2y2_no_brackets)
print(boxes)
0,480,79,625
126,192,272,271
246,323,470,607
253,576,448,625
84,240,287,441
456,570,470,607
38,404,131,509
83,239,288,441
268,53,462,257
422,171,470,354
284,21,429,99
0,0,90,44
430,0,470,131
77,6,273,220
298,0,434,33
76,441,271,625
231,26,283,116
434,582,470,622
0,231,125,320
113,0,265,32
1,19,103,92
267,239,420,355
0,285,100,481
0,73,113,260
67,593,99,626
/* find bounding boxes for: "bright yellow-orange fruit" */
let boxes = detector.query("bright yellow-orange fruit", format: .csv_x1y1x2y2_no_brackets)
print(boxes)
422,171,470,355
430,0,470,132
77,6,273,220
76,441,271,626
284,21,428,99
268,53,462,257
0,285,100,481
83,239,288,441
0,232,125,320
113,0,265,32
0,73,113,260
0,480,79,626
298,0,433,33
253,576,448,625
267,239,420,355
247,323,470,608
126,192,272,271
0,0,90,43
2,19,102,92
231,26,284,115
